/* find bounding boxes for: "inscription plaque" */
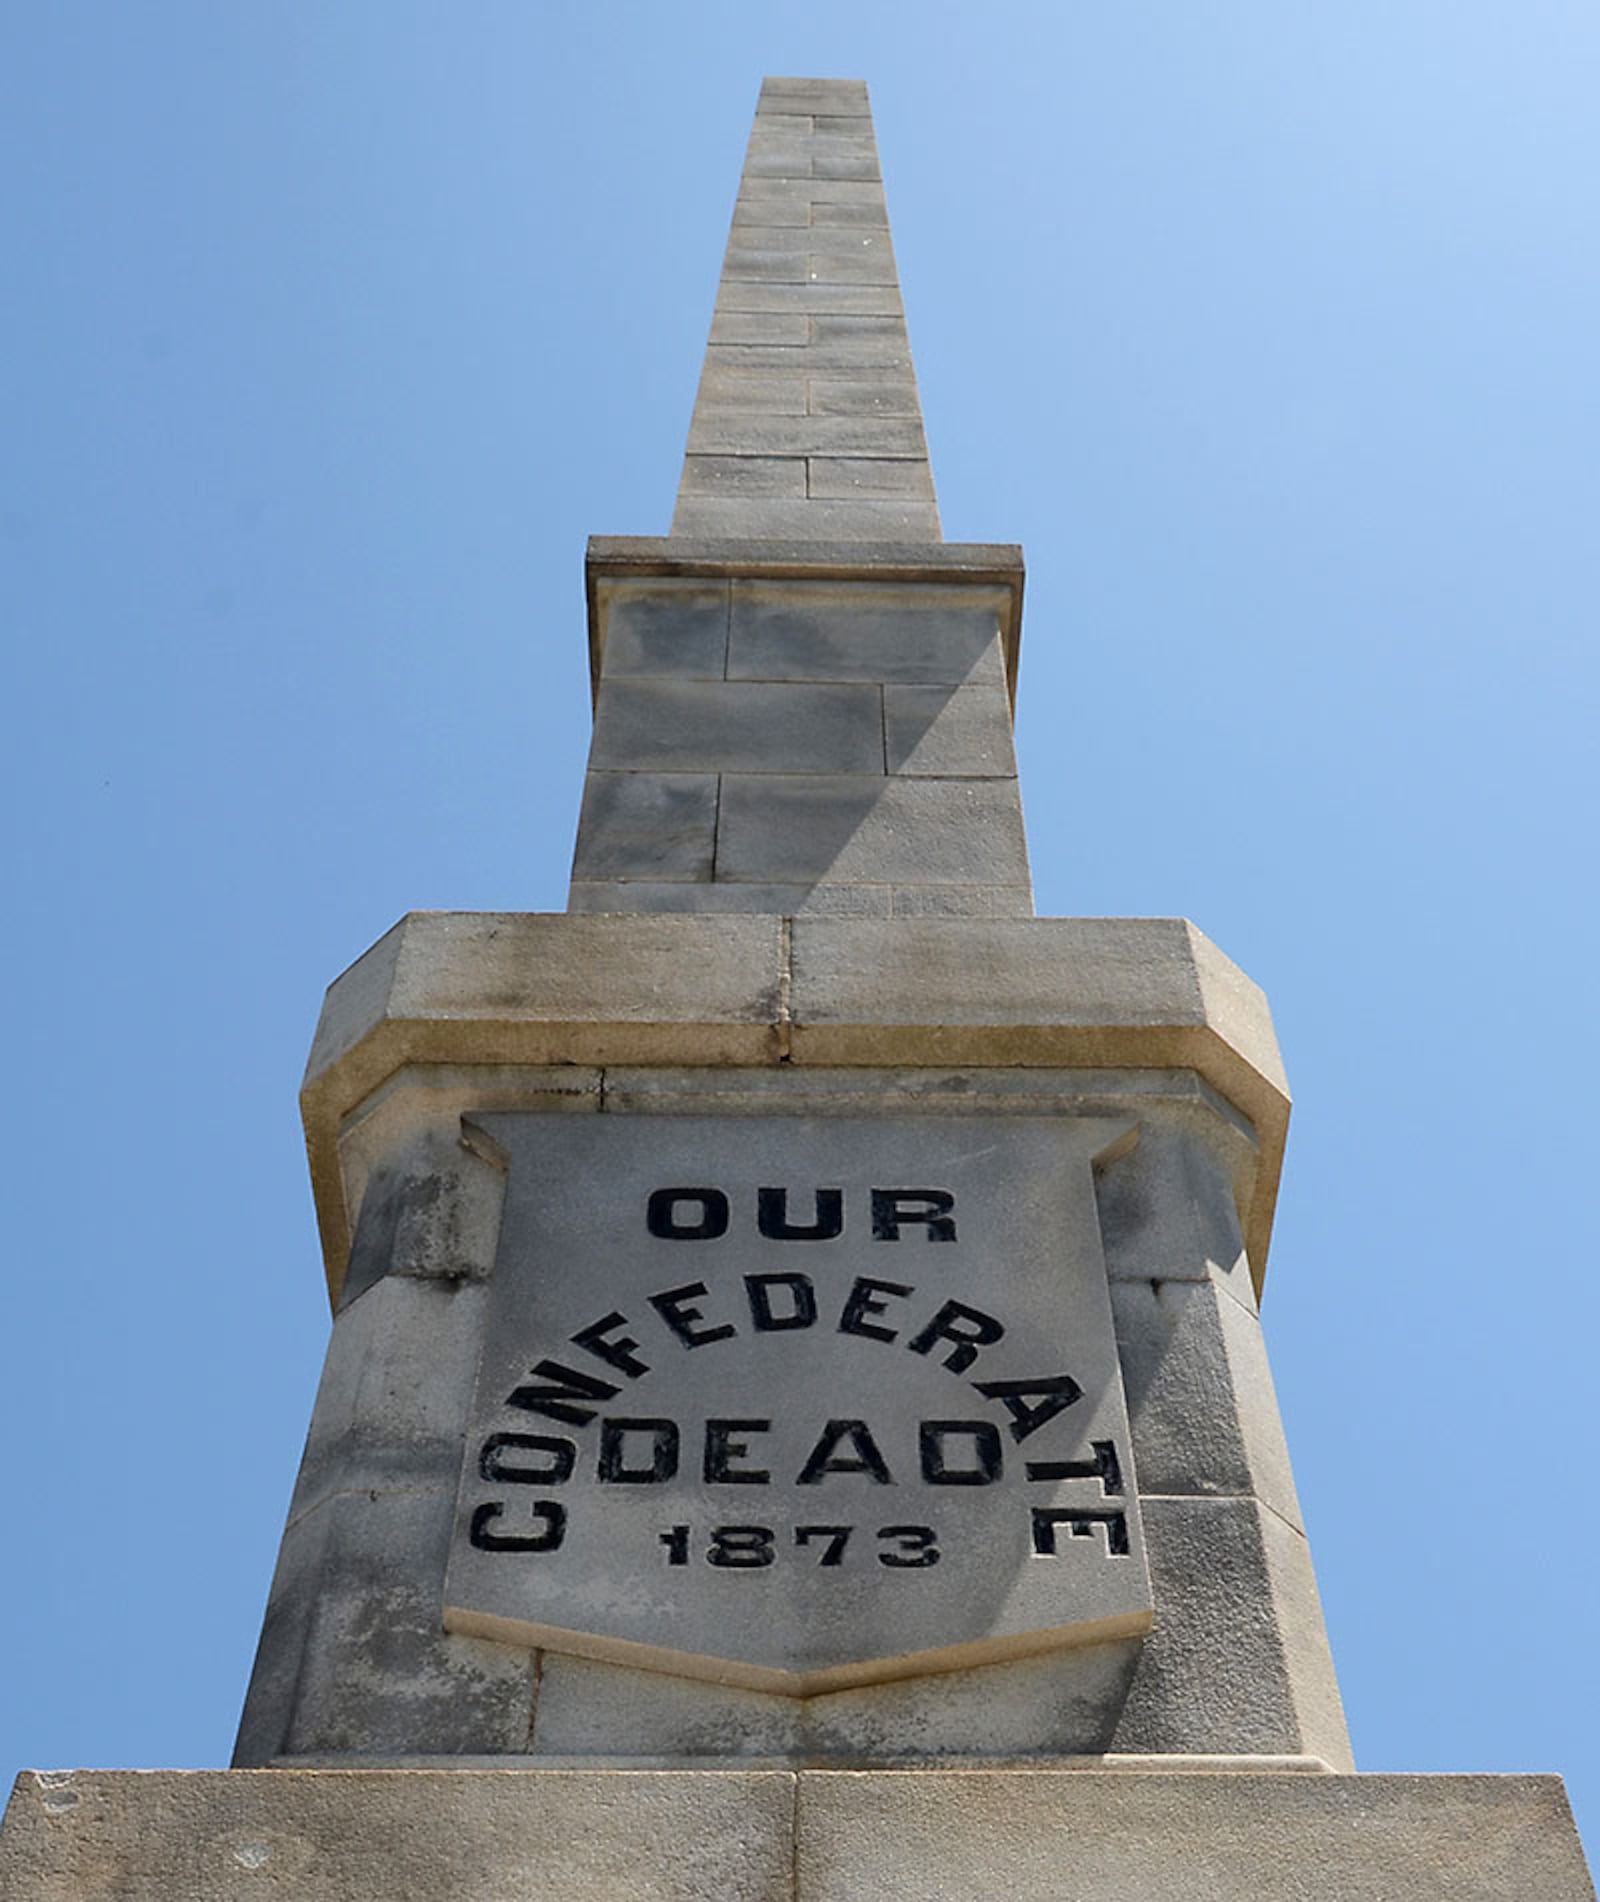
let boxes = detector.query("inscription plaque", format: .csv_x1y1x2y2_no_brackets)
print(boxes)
444,1114,1152,1693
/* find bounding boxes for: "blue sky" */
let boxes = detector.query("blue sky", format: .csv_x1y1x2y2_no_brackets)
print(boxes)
3,0,1597,1844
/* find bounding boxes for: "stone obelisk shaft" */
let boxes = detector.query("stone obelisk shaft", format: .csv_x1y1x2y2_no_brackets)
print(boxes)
571,79,1029,917
673,76,938,541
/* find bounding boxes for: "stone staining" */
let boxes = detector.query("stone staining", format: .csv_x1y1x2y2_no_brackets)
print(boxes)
570,76,1031,920
442,1115,1152,1694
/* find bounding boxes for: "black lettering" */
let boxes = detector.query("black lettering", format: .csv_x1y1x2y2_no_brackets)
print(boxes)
649,1281,737,1348
704,1418,772,1484
505,1359,621,1427
756,1186,844,1241
1031,1506,1130,1557
871,1189,956,1242
470,1500,566,1552
905,1299,1005,1373
877,1524,939,1567
1025,1439,1123,1493
973,1373,1083,1443
838,1276,912,1343
745,1272,817,1332
919,1420,1003,1485
647,1187,729,1240
597,1417,680,1482
479,1432,576,1484
796,1418,894,1485
571,1311,650,1379
650,1285,738,1346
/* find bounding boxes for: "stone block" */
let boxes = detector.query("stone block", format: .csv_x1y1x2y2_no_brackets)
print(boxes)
810,199,890,227
713,281,903,315
1109,1275,1301,1528
742,151,813,184
0,1769,796,1901
567,880,895,917
530,1641,1143,1760
671,496,939,540
590,680,885,775
336,1121,506,1302
721,243,809,279
884,683,1018,776
570,771,718,881
794,1773,1593,1901
677,453,806,497
595,579,730,680
703,343,912,373
890,884,1033,917
716,775,1030,888
732,192,810,227
1096,1119,1255,1303
812,153,880,182
687,413,927,458
287,1275,491,1521
727,584,1006,687
811,315,908,352
234,1488,537,1764
690,369,807,413
808,456,935,499
726,226,896,259
809,372,921,414
707,310,809,346
1114,1497,1350,1765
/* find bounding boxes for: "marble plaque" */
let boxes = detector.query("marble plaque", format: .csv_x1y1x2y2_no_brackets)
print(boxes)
444,1114,1151,1693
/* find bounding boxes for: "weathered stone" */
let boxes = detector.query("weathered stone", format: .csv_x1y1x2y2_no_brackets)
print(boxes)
568,880,895,917
235,1487,537,1764
884,683,1018,776
290,1275,493,1519
687,413,928,458
672,495,937,538
677,453,806,497
1110,1275,1301,1527
808,456,935,499
717,774,1030,889
795,1773,1593,1901
1116,1497,1349,1765
594,579,729,679
727,585,1006,687
571,771,718,881
590,679,885,774
0,1769,796,1901
443,1113,1150,1695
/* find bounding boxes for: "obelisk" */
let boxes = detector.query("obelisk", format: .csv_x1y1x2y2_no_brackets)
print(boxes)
1,75,1591,1902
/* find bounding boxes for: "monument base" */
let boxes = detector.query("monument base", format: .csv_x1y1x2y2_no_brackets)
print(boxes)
2,1768,1591,1900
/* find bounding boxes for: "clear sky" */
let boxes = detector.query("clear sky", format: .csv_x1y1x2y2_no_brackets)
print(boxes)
4,0,1598,1846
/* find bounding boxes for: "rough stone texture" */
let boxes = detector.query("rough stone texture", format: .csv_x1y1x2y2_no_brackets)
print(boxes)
0,1770,795,1902
589,679,885,775
796,1772,1597,1901
571,772,719,882
235,1487,537,1765
3,1772,1589,1900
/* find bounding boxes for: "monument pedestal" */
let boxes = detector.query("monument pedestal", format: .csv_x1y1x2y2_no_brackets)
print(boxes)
4,1768,1591,1901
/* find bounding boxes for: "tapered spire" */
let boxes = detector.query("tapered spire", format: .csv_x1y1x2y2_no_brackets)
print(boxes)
672,77,939,541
